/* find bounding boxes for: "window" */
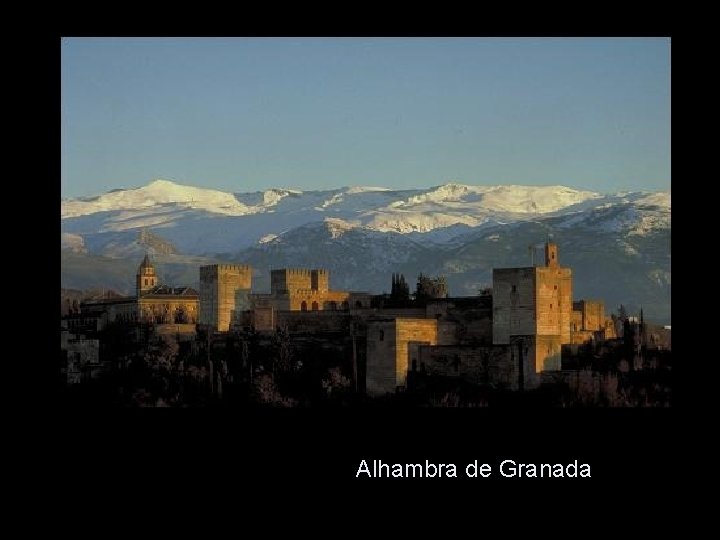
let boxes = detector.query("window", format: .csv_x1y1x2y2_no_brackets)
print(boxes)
550,304,553,310
301,301,307,311
379,330,385,341
554,285,557,290
144,278,148,286
311,301,319,311
511,285,517,293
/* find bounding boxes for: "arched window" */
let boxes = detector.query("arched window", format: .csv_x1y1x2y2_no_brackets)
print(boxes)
301,301,307,311
311,301,319,311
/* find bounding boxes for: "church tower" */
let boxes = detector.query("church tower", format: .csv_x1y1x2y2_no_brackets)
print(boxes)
136,253,157,297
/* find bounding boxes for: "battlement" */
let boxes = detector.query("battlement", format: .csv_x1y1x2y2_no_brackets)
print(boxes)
200,264,252,278
271,268,330,294
199,263,253,331
272,268,311,276
271,268,328,275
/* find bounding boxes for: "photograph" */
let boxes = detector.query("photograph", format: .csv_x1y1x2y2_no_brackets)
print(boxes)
60,37,671,409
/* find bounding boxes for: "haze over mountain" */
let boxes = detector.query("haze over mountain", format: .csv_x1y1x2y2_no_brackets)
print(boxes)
61,179,671,323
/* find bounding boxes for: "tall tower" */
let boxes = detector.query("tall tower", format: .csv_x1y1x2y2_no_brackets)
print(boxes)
199,264,253,331
136,254,157,297
493,240,572,384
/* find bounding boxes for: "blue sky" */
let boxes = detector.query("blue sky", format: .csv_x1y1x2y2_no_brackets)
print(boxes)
61,37,670,198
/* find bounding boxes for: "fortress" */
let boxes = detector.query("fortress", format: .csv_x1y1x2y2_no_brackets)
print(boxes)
73,241,625,397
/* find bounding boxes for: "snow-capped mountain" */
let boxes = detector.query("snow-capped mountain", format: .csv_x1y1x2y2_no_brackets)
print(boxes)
61,179,669,252
61,179,671,323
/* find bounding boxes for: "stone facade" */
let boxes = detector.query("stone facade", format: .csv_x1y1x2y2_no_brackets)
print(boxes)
135,255,199,325
79,255,199,329
253,268,372,312
492,242,571,373
366,318,456,396
571,299,617,344
199,264,252,331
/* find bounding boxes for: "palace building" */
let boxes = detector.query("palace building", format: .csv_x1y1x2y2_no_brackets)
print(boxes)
78,254,199,328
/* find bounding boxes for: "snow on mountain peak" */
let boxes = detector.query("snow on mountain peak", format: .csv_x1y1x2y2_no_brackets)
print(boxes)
635,191,670,209
390,183,600,214
62,179,669,252
345,186,392,194
324,217,358,238
62,178,259,218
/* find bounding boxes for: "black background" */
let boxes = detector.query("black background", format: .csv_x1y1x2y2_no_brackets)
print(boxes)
39,25,683,499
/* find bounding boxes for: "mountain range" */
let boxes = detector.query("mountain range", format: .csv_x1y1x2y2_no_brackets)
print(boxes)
61,179,671,323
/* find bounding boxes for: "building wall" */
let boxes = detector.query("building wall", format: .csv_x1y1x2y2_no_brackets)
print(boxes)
571,310,583,332
287,290,351,311
492,246,571,376
366,318,453,396
570,330,595,345
395,320,446,390
252,306,275,332
79,299,137,328
271,268,313,294
265,268,369,312
571,300,616,344
533,334,562,372
573,300,604,332
366,320,400,396
536,266,572,344
251,290,371,313
311,269,329,293
199,264,252,331
139,298,199,324
492,268,537,344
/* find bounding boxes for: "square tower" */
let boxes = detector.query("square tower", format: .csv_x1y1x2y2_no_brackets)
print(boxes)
311,269,329,292
492,242,572,374
271,269,312,294
199,264,252,331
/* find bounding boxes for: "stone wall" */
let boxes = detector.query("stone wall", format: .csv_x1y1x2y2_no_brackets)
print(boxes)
573,300,605,332
271,268,314,294
366,318,446,396
492,267,537,344
535,266,572,343
139,298,199,325
199,264,252,331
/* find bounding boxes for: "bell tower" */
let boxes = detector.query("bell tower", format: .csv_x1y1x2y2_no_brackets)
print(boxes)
136,253,157,297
